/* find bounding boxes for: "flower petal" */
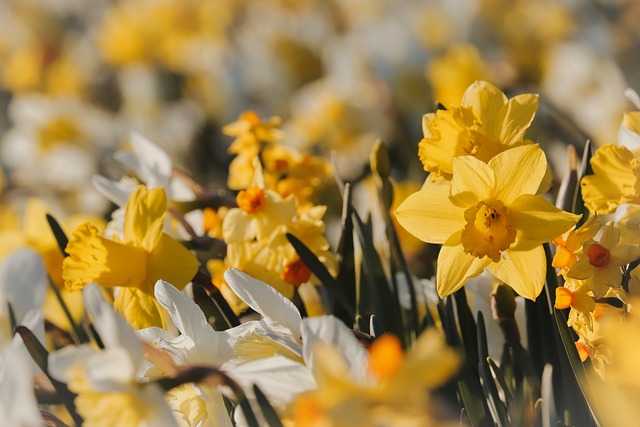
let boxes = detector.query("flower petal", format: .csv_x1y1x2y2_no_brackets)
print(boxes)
488,246,546,300
148,233,200,292
451,155,495,204
84,284,144,361
509,194,580,250
490,144,548,205
123,186,166,250
224,268,301,338
129,132,172,189
154,280,234,364
436,232,491,297
300,315,369,385
498,94,539,146
462,81,507,140
394,182,464,244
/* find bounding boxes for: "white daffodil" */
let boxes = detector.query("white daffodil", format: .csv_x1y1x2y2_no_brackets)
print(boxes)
142,272,317,426
49,284,178,427
0,249,47,427
93,132,197,241
0,248,47,344
0,94,116,213
0,338,42,427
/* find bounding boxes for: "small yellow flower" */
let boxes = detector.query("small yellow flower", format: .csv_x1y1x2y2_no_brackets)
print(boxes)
552,215,601,270
63,186,200,329
581,144,640,214
567,221,640,298
395,144,579,299
418,80,539,179
555,277,595,330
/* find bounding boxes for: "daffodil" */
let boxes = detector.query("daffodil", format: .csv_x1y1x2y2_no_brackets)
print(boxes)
49,285,178,427
395,144,579,299
581,144,640,214
289,316,460,427
418,80,539,179
63,185,200,329
555,277,595,330
552,215,601,270
566,221,640,298
426,44,491,107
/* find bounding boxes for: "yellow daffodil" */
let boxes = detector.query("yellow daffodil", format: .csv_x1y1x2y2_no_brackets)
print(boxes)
552,215,601,270
395,144,579,299
63,185,200,329
555,277,595,330
566,221,640,298
289,324,460,427
581,144,640,214
418,80,539,179
426,44,491,107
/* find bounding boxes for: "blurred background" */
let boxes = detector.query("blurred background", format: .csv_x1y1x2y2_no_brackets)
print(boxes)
0,0,638,220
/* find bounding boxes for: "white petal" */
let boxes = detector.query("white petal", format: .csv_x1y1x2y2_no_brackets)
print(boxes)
224,269,301,338
130,132,172,189
154,280,234,364
92,175,133,207
83,285,144,363
230,355,316,408
0,249,46,324
300,316,368,384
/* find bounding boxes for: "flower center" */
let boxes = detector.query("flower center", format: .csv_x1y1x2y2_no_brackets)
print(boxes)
460,200,516,262
239,110,261,128
281,258,312,287
236,187,265,214
587,243,611,267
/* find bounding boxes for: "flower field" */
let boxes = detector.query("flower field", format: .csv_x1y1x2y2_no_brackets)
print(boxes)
1,1,640,426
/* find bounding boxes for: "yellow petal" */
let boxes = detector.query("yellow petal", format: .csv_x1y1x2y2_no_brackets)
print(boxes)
498,94,539,146
490,145,548,205
436,232,491,297
148,233,200,292
63,222,148,291
450,155,495,205
488,246,546,300
394,183,464,244
124,185,166,251
461,81,507,140
509,194,580,250
624,111,640,135
580,144,640,214
113,287,165,330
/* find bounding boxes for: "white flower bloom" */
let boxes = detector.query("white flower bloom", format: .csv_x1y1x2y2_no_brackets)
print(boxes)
49,284,178,427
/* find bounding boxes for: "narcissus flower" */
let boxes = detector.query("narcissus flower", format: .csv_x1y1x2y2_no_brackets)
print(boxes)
566,221,640,298
418,81,539,179
395,144,579,299
63,185,200,329
581,144,640,214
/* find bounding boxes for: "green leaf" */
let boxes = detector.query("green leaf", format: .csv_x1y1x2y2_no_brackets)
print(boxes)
192,270,240,329
573,140,592,227
46,214,69,257
335,184,357,326
16,326,83,426
351,209,404,340
253,384,284,427
477,312,509,427
285,233,353,318
47,277,90,344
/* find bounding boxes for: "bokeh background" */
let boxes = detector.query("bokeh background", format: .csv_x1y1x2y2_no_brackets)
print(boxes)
0,0,638,221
